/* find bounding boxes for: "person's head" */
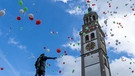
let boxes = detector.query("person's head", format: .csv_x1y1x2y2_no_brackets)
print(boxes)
40,53,45,57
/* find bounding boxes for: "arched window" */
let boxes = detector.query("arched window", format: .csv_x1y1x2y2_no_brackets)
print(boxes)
86,17,88,23
85,35,89,42
88,17,90,22
93,15,96,20
89,16,92,21
91,33,95,39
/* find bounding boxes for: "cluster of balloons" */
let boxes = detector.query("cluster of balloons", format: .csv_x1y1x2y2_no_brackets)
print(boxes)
50,31,58,35
115,39,121,45
18,0,42,25
68,36,73,40
28,13,34,20
43,46,50,52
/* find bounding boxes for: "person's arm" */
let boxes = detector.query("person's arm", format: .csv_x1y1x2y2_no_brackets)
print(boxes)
46,56,57,60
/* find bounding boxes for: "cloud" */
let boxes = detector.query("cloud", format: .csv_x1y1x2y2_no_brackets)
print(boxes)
56,56,135,76
8,38,26,50
65,0,135,16
98,12,135,57
62,28,81,51
64,0,135,56
56,55,81,76
0,49,20,76
66,6,85,15
62,41,80,51
55,0,71,3
110,56,135,76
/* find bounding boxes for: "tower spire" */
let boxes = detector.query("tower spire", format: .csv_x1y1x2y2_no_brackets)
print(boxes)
86,0,92,13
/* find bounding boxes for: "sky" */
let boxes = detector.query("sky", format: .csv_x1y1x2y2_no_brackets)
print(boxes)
0,0,135,76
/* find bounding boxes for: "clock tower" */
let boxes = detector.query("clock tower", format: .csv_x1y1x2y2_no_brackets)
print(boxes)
79,5,111,76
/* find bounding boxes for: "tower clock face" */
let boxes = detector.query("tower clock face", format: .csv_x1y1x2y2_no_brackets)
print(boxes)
85,42,96,51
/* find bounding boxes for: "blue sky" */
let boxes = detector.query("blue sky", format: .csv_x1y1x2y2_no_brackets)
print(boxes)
0,0,135,76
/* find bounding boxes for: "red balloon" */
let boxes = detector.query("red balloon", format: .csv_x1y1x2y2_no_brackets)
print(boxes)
29,17,34,20
17,16,21,20
132,70,134,73
36,20,41,25
92,4,95,6
57,48,61,53
0,68,4,70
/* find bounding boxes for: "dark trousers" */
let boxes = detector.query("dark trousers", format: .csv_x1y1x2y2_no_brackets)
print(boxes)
35,69,45,76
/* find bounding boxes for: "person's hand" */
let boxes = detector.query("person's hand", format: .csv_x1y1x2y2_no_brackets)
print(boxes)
53,57,57,60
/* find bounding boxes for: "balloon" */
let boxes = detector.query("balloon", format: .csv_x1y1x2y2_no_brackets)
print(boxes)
56,32,58,34
18,0,23,6
28,13,34,18
50,31,54,34
59,70,62,73
92,4,95,6
46,66,48,68
32,55,35,58
36,20,41,25
119,42,121,44
104,19,108,25
46,49,50,52
64,51,66,53
17,16,21,20
132,70,134,73
19,9,24,14
57,48,61,53
20,27,23,30
29,17,34,20
63,62,65,64
116,40,118,42
65,53,68,55
0,68,4,70
28,13,34,20
23,7,28,12
72,69,75,73
111,34,114,36
43,46,46,49
0,10,5,16
132,8,134,11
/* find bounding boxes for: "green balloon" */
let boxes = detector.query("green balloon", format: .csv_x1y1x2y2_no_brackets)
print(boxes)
18,0,23,6
113,21,115,24
23,7,28,12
